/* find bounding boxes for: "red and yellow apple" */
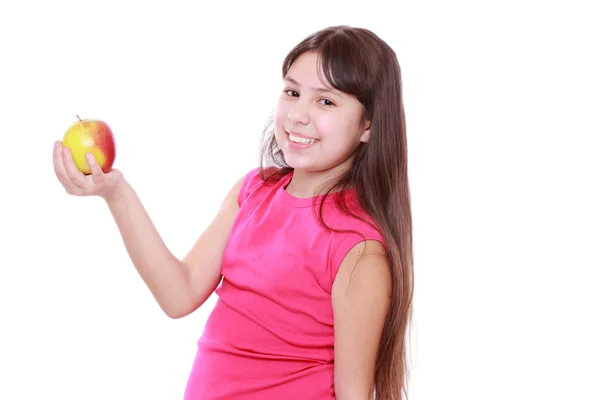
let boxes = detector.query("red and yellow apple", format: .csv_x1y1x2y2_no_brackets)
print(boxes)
62,115,116,174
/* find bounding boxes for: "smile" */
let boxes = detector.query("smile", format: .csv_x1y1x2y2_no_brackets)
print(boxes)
287,131,319,145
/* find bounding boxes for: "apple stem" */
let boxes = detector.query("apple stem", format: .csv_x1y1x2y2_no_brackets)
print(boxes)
76,114,82,121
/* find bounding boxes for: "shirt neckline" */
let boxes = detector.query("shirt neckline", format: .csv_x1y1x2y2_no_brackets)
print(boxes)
275,170,355,208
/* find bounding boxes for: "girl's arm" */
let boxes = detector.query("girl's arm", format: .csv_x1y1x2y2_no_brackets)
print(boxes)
105,174,245,318
331,240,391,399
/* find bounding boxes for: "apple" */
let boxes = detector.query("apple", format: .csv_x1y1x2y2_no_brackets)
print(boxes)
62,115,116,175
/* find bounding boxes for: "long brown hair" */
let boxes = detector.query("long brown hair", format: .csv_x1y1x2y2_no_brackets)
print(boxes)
259,26,414,399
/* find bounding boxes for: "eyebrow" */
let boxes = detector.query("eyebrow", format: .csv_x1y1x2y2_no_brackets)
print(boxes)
283,76,342,96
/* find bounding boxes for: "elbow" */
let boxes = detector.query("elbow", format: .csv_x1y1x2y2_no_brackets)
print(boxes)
160,299,196,319
165,309,188,319
163,303,196,319
152,283,201,319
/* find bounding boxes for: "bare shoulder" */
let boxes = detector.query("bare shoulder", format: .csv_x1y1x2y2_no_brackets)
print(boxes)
332,240,390,296
219,172,247,211
331,240,391,398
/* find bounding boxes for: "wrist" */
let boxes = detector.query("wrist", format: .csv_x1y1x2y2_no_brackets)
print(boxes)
103,178,130,205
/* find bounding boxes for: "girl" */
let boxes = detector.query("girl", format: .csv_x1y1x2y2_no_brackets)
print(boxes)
52,25,414,400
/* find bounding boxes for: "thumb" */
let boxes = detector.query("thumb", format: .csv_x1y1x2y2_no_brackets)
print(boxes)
85,153,105,179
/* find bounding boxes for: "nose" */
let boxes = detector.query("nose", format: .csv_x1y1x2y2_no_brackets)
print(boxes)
287,98,310,125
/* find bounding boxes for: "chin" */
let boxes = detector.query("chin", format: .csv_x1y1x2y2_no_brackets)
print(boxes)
281,154,313,170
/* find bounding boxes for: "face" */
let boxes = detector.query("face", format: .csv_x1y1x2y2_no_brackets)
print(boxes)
273,51,370,174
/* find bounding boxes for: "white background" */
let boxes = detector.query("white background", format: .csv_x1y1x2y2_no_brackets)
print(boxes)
1,0,598,399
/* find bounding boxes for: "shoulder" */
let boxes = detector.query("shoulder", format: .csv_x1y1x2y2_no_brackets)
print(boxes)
237,166,291,207
236,167,262,206
326,194,386,281
327,200,387,290
332,239,390,301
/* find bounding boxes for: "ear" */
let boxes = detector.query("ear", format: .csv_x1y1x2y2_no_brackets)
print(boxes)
359,121,371,143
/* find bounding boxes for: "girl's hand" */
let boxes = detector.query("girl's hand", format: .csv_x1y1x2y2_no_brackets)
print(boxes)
52,140,125,201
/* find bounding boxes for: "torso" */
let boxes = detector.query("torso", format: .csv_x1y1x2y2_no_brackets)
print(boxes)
183,168,383,399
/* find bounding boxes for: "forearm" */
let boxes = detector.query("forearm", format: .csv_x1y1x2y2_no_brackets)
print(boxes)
105,179,192,317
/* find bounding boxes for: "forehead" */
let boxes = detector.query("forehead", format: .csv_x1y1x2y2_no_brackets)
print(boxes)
284,51,339,93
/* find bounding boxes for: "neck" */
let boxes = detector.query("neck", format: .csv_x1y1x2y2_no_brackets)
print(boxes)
285,163,351,199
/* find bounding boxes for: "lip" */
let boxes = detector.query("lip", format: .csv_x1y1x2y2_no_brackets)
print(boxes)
286,130,319,140
285,131,319,148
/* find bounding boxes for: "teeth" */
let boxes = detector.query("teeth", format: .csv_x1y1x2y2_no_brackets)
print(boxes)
289,133,318,144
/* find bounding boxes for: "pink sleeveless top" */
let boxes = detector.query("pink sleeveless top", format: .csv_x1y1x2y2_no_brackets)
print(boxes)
183,168,384,399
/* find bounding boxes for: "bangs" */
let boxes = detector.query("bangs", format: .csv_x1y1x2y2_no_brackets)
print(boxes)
317,36,372,103
282,29,378,111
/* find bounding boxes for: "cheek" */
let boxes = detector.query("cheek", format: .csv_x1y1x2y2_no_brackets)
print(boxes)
273,101,289,146
315,116,362,146
274,100,289,126
314,115,347,139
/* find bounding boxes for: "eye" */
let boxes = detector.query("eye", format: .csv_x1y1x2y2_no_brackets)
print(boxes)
284,89,299,97
319,98,335,106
